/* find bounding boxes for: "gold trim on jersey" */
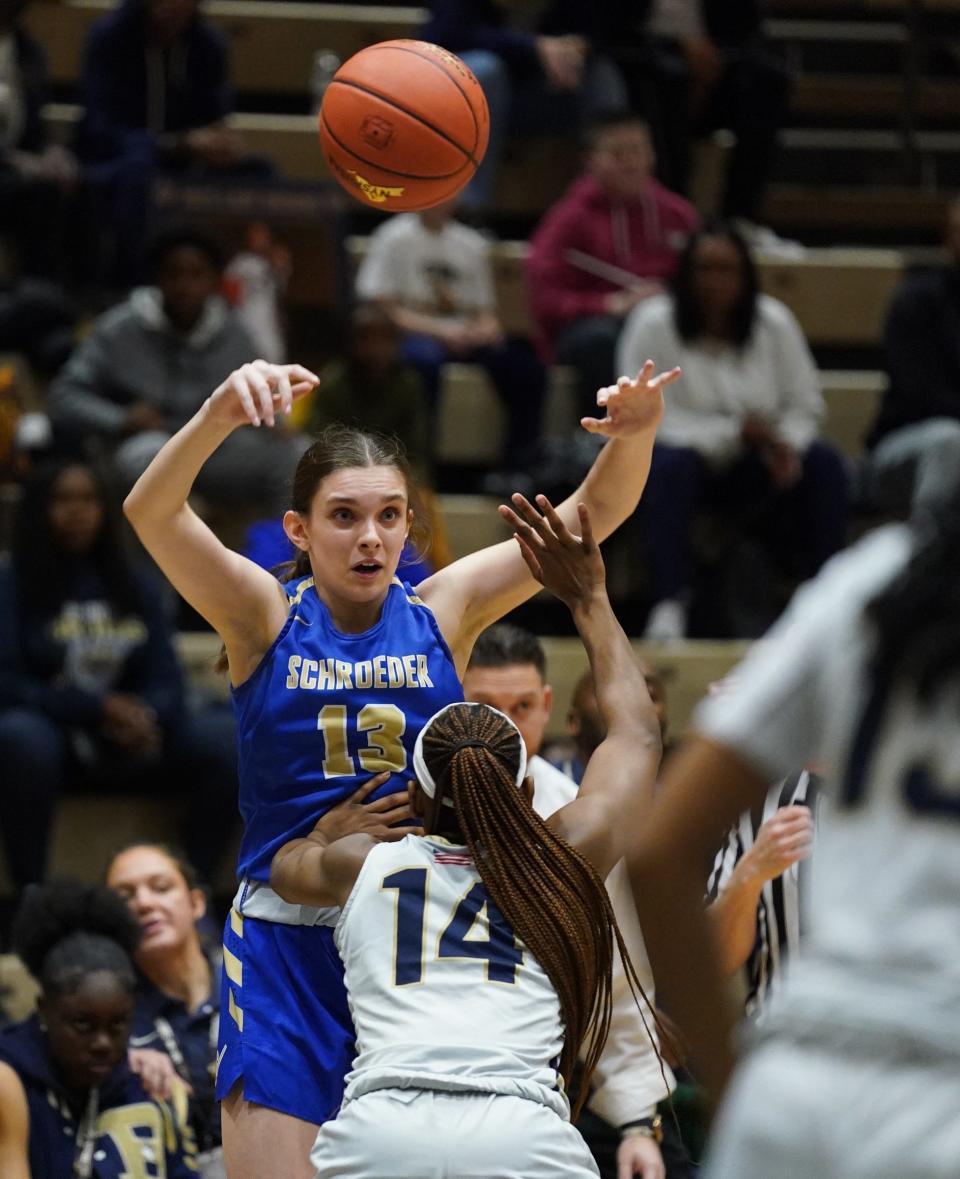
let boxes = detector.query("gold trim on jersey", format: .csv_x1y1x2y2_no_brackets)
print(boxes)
287,577,315,607
223,946,243,987
230,908,244,938
391,575,427,607
228,988,244,1032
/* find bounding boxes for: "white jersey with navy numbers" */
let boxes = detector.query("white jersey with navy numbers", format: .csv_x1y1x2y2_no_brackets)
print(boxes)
697,524,960,1055
335,835,568,1117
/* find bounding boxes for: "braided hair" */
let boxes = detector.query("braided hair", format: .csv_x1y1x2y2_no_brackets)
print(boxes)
13,881,142,1001
419,703,663,1118
865,496,960,699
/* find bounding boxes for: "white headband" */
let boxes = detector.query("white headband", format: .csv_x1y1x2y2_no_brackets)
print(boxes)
412,702,528,808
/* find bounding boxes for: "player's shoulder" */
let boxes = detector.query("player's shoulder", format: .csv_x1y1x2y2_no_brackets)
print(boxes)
795,523,912,620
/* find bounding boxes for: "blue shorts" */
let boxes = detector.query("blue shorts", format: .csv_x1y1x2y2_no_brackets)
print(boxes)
215,908,355,1125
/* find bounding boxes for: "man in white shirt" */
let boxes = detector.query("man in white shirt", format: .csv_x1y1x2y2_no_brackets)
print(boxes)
355,199,546,478
463,623,694,1179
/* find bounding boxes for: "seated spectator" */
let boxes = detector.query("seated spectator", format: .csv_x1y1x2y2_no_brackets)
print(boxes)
76,0,264,281
527,112,699,420
421,2,627,212
47,227,303,513
617,223,849,640
0,881,197,1177
301,303,431,479
0,458,239,889
863,196,960,517
0,0,81,284
106,844,222,1175
706,768,818,1020
598,0,793,248
463,624,690,1179
356,198,546,478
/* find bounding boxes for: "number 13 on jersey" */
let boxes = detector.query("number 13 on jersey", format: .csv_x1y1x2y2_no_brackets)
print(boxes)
317,703,407,777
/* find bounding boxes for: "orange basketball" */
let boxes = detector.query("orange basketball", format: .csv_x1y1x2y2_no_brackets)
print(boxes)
318,40,490,212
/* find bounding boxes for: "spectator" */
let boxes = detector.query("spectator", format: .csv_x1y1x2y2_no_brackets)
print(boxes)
463,623,691,1179
0,458,239,889
527,111,699,420
106,844,223,1176
47,227,304,513
545,661,670,783
617,223,849,640
706,770,818,1020
0,881,197,1177
76,0,261,281
356,198,546,478
301,303,431,479
0,0,81,283
598,0,792,244
421,2,627,212
863,195,960,517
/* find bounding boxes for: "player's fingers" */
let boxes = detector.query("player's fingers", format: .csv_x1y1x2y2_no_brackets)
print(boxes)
230,371,261,426
581,415,613,436
360,787,405,815
512,532,544,583
503,496,548,547
633,359,656,385
498,502,540,543
284,363,321,385
533,495,576,546
376,804,416,827
651,365,682,389
272,369,294,416
576,502,596,550
349,771,392,804
244,363,276,428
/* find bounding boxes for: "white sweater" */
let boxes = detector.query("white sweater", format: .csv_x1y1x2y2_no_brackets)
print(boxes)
617,292,824,466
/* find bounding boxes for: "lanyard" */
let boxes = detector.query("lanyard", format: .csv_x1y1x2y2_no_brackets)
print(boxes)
72,1087,100,1179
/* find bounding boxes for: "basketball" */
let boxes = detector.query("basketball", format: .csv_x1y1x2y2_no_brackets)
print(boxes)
318,40,490,212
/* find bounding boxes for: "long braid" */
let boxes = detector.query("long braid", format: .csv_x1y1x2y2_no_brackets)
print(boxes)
421,705,669,1120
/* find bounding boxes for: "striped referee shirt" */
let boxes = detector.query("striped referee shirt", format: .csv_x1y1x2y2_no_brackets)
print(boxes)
706,770,820,1020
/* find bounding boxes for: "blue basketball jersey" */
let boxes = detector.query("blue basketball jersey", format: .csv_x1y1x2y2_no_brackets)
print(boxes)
233,576,463,881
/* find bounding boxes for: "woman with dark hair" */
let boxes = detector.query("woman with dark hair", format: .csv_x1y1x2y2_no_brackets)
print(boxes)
0,881,197,1177
0,458,238,888
123,354,677,1178
617,223,850,640
630,494,960,1178
271,495,665,1178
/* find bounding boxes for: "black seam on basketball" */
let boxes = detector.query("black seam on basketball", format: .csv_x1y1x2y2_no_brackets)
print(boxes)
328,76,480,168
373,43,482,155
320,111,469,182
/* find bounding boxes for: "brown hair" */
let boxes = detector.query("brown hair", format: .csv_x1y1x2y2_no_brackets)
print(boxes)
105,842,203,891
215,424,428,673
420,703,665,1119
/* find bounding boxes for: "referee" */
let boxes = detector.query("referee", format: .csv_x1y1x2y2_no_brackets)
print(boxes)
706,770,819,1018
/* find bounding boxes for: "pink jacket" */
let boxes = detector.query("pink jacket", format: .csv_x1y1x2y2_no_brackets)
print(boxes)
526,173,699,356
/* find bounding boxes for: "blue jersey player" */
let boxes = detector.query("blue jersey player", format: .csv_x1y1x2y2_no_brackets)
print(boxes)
124,357,679,1179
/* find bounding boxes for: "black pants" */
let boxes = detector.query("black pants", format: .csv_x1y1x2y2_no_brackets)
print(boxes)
577,1106,698,1179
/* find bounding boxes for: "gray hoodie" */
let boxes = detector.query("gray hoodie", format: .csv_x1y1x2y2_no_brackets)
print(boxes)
47,287,256,437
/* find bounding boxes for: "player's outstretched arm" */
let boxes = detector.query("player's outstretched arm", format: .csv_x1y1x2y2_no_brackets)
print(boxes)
417,362,681,673
270,771,416,907
500,494,662,879
124,361,318,683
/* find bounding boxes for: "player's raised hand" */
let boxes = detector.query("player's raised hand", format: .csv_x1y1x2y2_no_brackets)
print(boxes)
499,494,605,611
581,360,681,438
204,360,319,430
311,771,423,844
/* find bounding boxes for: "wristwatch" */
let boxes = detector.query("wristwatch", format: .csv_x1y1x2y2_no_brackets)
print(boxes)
620,1114,663,1144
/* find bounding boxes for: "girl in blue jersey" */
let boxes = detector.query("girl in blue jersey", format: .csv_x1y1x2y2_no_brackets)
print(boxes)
0,882,197,1179
124,357,679,1179
270,498,665,1179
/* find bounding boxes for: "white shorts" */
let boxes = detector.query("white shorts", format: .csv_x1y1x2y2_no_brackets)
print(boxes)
705,1038,960,1179
310,1088,600,1179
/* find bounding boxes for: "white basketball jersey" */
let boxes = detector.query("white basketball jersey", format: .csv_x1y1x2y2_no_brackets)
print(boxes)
698,524,960,1055
335,834,568,1117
